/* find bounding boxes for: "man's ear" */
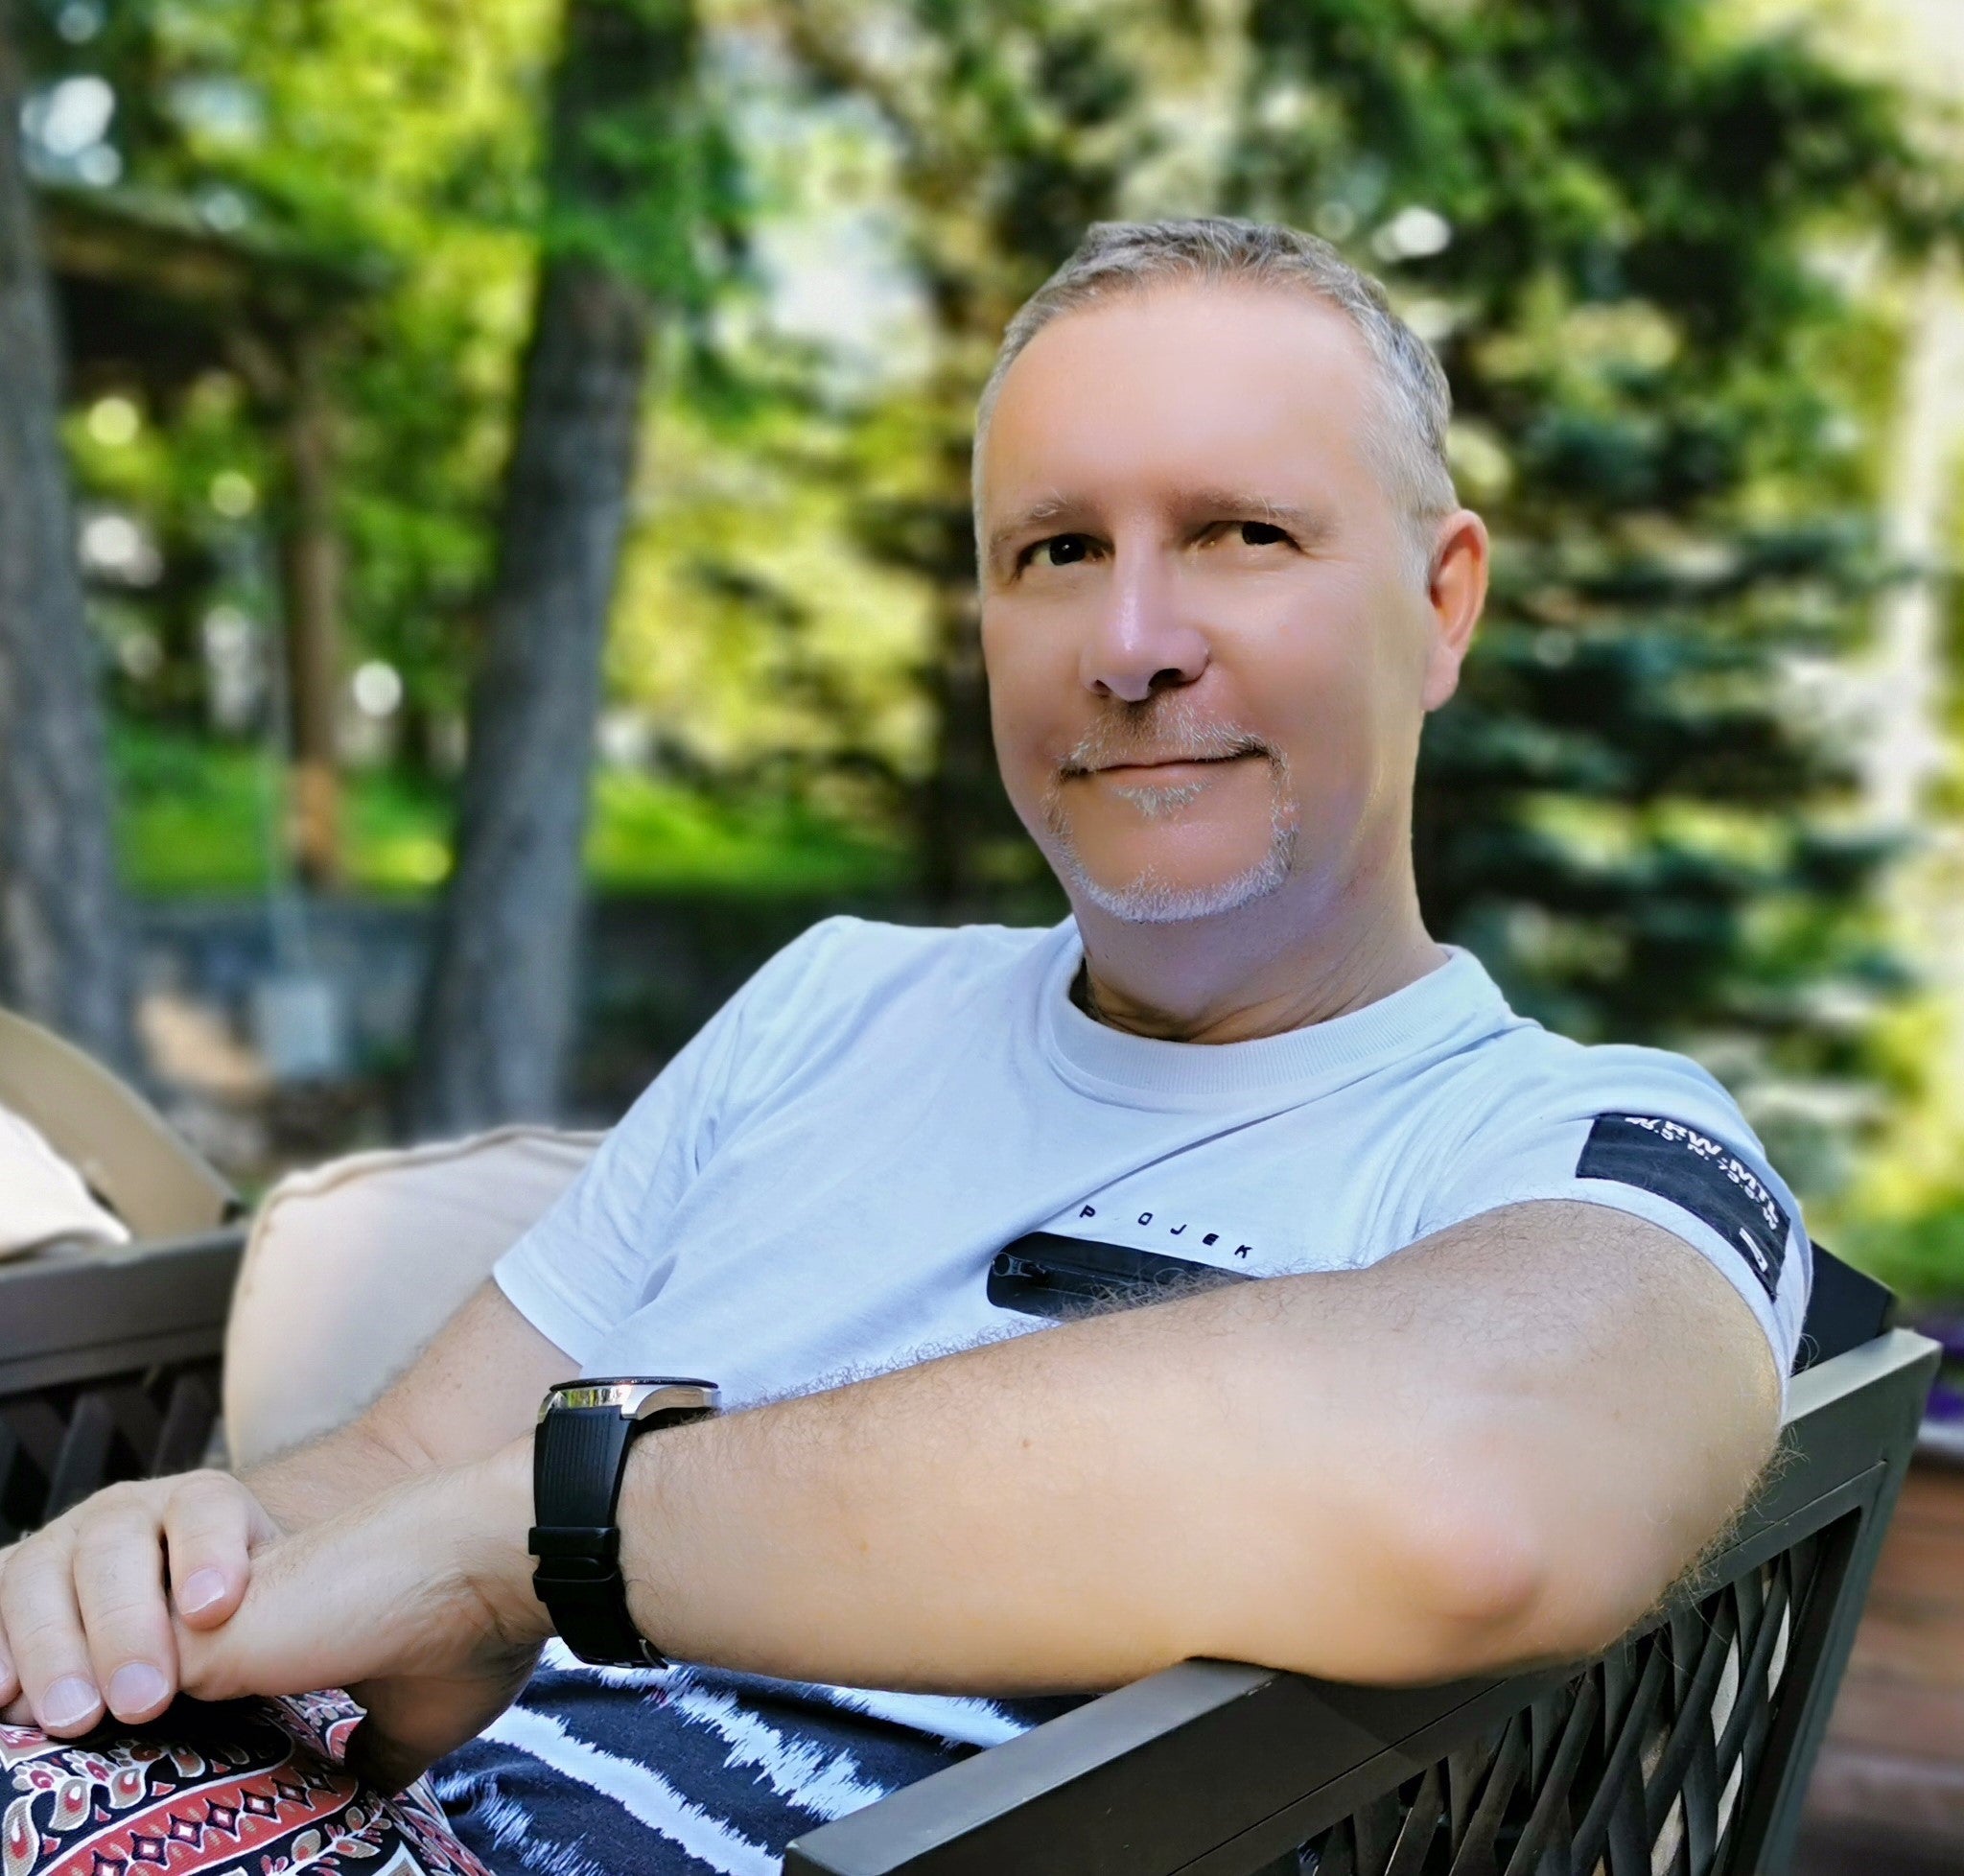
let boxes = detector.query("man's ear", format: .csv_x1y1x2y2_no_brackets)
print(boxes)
1419,510,1489,713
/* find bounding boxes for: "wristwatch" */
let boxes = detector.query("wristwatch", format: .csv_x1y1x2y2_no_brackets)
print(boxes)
527,1376,720,1666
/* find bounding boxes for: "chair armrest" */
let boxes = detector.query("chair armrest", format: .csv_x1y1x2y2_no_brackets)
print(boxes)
0,1230,246,1537
0,1230,245,1392
785,1330,1940,1876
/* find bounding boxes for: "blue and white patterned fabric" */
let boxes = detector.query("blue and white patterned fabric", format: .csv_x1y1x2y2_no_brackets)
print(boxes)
429,1643,1089,1874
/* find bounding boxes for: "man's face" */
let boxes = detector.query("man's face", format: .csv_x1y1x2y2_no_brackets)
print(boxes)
978,283,1457,926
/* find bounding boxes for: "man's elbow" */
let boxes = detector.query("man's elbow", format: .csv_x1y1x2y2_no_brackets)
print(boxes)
1197,1460,1555,1686
1357,1457,1761,1680
1219,1455,1707,1686
1367,1476,1573,1679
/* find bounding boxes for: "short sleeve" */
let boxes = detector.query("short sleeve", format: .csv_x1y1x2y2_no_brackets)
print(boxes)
1416,1042,1811,1395
491,918,853,1363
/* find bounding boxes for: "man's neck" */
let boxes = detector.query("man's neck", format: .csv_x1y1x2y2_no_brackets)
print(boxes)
1069,871,1447,1045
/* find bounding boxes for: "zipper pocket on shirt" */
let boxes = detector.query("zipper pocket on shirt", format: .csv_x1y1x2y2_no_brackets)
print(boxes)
987,1231,1254,1321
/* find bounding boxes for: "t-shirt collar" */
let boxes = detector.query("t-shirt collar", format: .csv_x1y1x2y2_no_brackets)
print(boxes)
1038,919,1514,1104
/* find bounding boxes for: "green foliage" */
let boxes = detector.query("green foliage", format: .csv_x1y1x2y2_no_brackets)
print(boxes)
113,722,900,896
542,0,746,305
38,0,1964,1241
1220,0,1938,1172
40,0,555,738
1838,1199,1964,1310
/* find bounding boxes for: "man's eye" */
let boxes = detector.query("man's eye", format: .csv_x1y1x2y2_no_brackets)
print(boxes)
1027,534,1093,568
1236,521,1291,548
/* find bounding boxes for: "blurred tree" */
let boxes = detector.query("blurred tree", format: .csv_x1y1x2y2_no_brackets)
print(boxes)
35,0,557,844
409,0,738,1131
767,0,1945,1184
772,0,1242,909
1221,0,1945,1170
0,0,134,1067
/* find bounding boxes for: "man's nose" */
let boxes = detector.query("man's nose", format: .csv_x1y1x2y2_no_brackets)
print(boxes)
1077,553,1209,703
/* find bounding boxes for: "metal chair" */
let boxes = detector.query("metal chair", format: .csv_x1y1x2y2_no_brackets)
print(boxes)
0,1007,245,1539
0,1006,1936,1873
783,1322,1934,1876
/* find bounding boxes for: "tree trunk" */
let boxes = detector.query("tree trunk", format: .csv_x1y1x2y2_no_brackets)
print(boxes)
279,332,344,889
408,248,653,1131
409,0,703,1134
0,2,135,1068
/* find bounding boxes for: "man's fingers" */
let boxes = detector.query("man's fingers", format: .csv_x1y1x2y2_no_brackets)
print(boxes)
0,1473,272,1737
0,1534,103,1736
164,1475,262,1628
72,1508,178,1724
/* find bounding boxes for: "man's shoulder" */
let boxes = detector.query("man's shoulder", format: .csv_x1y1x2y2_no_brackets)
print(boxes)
740,914,1062,1027
1446,1015,1762,1152
783,912,1058,981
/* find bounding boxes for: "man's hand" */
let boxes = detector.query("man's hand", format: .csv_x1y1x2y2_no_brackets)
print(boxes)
0,1280,564,1763
0,1471,277,1734
171,1441,548,1794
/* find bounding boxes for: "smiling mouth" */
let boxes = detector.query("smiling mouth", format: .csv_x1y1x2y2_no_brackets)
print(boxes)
1071,752,1261,782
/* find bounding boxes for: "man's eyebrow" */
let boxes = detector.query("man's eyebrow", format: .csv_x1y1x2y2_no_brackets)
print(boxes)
985,493,1079,573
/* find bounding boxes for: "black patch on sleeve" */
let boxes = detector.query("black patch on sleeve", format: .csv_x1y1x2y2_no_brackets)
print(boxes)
1576,1114,1789,1302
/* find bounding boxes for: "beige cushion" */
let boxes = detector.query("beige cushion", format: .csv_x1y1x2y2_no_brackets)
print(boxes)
223,1126,599,1468
0,1102,129,1259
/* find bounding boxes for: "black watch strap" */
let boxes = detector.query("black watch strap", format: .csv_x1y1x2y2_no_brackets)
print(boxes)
527,1378,718,1667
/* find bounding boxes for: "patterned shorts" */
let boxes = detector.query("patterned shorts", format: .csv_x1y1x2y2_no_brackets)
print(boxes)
0,1690,490,1876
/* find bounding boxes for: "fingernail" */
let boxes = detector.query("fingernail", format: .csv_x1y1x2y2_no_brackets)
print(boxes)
41,1676,100,1731
177,1568,225,1614
107,1662,168,1718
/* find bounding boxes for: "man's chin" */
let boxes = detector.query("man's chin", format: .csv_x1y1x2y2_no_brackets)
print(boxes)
1055,844,1298,926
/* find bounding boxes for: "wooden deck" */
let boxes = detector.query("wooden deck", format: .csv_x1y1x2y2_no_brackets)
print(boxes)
1797,1442,1964,1869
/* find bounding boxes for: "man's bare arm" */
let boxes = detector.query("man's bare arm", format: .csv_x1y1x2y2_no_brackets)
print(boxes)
170,1193,1784,1799
245,1279,570,1528
593,1198,1779,1692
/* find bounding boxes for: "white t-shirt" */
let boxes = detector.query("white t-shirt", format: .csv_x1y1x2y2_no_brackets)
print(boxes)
496,914,1808,1406
451,915,1812,1874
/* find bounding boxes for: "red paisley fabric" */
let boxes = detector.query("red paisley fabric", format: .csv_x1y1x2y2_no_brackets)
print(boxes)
0,1691,489,1876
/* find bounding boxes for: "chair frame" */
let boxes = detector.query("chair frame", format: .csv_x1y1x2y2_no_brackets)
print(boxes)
0,1001,1936,1875
783,1328,1938,1876
0,1230,1934,1876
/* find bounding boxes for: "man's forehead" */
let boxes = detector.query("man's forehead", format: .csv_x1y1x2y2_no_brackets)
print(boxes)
978,283,1380,524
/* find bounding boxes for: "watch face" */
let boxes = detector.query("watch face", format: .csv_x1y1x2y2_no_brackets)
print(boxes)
538,1377,719,1421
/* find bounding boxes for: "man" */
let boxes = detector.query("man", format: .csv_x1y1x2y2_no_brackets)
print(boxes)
0,219,1803,1873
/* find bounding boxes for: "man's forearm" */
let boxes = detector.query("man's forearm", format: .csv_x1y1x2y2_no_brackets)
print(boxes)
612,1275,1398,1693
242,1411,431,1534
239,1280,559,1534
577,1204,1777,1696
171,1207,1773,1785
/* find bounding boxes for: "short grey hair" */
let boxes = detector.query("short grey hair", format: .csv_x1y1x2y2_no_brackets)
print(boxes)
972,217,1458,586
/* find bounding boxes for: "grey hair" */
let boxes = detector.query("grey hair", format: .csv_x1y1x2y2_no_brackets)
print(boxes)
971,217,1458,586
